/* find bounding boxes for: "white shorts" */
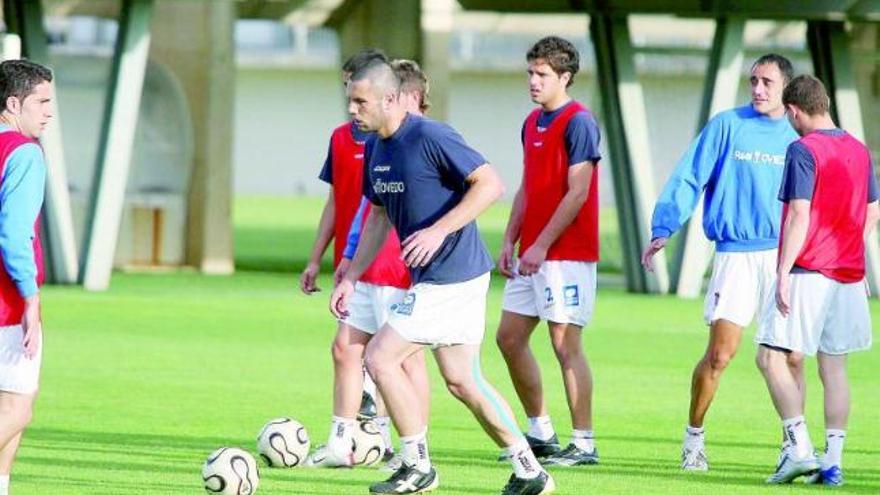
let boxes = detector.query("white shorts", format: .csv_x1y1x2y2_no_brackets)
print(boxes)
703,250,777,327
386,272,490,346
342,282,407,335
0,325,41,394
756,273,873,356
502,260,597,327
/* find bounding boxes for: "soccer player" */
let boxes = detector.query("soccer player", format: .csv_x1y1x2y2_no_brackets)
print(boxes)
494,36,602,467
330,59,433,471
302,52,431,470
756,75,878,485
331,60,555,495
0,59,54,495
640,54,804,471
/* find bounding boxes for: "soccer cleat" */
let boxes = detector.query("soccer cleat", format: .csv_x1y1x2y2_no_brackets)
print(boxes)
805,465,844,486
765,451,819,484
500,471,556,495
681,445,709,471
303,444,354,468
369,464,439,494
498,435,562,461
358,391,378,420
381,451,405,472
542,443,599,467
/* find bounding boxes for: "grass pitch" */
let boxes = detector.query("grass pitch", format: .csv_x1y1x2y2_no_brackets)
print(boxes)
13,197,879,494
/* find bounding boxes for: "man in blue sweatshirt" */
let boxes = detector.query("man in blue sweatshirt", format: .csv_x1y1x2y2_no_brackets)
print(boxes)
641,54,803,471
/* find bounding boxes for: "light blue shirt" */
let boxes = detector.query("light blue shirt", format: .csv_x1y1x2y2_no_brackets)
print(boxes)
0,125,46,297
651,105,798,252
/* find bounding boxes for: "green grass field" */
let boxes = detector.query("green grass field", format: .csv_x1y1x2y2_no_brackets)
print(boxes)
13,197,879,494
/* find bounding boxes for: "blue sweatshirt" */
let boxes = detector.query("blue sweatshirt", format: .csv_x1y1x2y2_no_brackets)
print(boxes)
650,105,798,252
0,125,46,297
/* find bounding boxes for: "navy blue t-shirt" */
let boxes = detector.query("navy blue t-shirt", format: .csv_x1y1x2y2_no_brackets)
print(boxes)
364,113,494,285
520,100,602,165
318,122,371,184
779,129,879,202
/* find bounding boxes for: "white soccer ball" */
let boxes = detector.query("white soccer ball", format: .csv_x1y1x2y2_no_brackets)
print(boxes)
202,447,260,495
353,419,386,467
256,417,310,468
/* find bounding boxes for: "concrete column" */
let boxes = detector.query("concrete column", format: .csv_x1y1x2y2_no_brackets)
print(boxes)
149,0,236,274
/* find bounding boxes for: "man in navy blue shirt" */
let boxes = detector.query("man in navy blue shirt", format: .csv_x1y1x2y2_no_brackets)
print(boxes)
330,60,555,495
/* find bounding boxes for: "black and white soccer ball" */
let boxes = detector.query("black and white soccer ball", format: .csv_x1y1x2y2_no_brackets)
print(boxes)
256,417,310,468
352,419,385,467
202,447,260,495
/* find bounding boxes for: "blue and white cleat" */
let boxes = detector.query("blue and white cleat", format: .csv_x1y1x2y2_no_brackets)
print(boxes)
766,451,819,484
805,465,844,486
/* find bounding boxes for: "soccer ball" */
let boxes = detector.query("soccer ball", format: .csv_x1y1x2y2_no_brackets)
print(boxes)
352,419,385,466
256,417,310,468
202,447,260,495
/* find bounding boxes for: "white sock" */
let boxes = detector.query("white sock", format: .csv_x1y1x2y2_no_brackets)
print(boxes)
504,438,543,479
328,416,356,455
526,416,555,441
824,429,846,468
376,416,393,452
782,416,813,459
362,366,377,399
0,475,9,495
684,425,704,449
400,429,430,473
572,429,595,453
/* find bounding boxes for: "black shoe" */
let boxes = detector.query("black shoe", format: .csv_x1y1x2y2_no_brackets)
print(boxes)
358,391,378,420
542,443,599,467
498,435,562,461
369,464,439,494
500,471,555,495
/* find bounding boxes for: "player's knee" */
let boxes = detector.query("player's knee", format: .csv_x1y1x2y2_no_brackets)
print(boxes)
552,343,582,366
364,352,390,383
0,400,32,430
330,338,360,368
708,349,735,371
495,330,522,356
444,376,475,403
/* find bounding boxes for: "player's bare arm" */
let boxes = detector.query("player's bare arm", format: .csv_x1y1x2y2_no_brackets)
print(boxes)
301,190,336,294
518,161,594,275
401,163,504,267
775,198,811,315
864,200,880,238
498,185,525,278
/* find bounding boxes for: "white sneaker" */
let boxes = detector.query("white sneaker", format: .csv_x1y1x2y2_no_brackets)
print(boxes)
681,444,708,471
766,450,819,484
303,444,354,468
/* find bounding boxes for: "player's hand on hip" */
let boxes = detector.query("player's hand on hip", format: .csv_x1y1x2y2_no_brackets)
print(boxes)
21,295,41,360
401,226,447,268
334,258,351,287
330,279,354,319
775,274,791,316
640,237,668,272
518,245,547,276
498,241,516,278
300,261,321,294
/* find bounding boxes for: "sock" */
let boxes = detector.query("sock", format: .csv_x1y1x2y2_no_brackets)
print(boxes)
328,416,356,456
400,429,430,473
684,425,705,449
0,475,9,495
376,416,393,452
505,438,543,479
362,366,377,399
782,416,813,459
572,429,595,453
824,429,846,467
526,416,555,442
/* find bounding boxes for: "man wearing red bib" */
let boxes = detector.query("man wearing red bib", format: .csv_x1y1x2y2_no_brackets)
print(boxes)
496,36,602,467
756,75,879,485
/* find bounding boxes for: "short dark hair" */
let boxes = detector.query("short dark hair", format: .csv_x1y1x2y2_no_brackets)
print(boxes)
0,59,53,112
391,59,430,113
752,53,794,84
526,36,579,87
342,49,387,75
783,74,830,116
349,59,399,95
